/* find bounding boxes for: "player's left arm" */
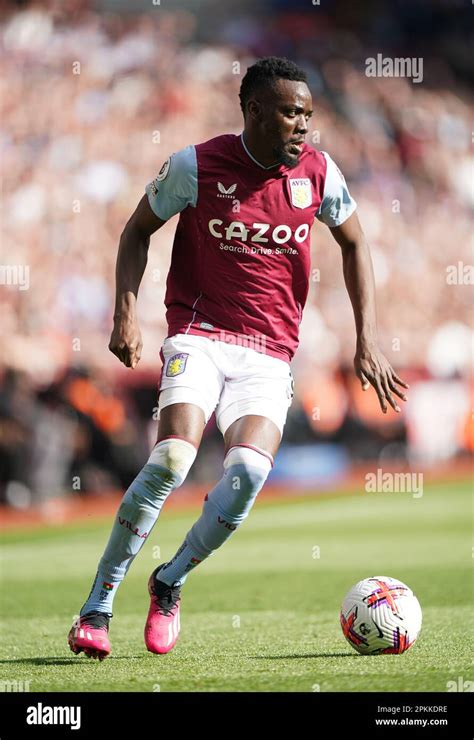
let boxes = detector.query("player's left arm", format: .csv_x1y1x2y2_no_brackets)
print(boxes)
330,211,409,413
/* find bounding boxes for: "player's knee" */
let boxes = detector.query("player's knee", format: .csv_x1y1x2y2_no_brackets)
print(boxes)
147,437,198,485
129,438,197,505
212,445,272,520
224,445,273,484
224,445,273,482
227,463,269,501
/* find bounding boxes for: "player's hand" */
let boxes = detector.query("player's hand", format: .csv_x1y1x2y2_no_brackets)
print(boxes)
108,316,143,369
354,343,409,414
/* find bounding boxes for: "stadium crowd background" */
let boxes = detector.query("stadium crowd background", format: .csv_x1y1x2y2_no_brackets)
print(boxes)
0,0,472,508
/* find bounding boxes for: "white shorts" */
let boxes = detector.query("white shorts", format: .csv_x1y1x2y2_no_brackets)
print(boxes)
157,333,294,437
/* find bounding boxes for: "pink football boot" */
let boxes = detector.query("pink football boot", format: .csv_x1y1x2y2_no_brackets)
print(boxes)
68,611,112,661
144,565,181,654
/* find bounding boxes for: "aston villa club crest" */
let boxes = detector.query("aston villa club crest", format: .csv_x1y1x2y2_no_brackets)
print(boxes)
166,352,189,377
289,178,312,209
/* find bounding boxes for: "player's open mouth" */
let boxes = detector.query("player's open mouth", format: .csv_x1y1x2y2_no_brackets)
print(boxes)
288,141,304,153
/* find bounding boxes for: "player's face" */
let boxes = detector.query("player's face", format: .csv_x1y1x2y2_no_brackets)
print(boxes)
261,79,313,168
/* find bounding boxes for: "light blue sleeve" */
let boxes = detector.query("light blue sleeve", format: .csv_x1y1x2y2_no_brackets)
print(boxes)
316,151,357,227
145,145,198,221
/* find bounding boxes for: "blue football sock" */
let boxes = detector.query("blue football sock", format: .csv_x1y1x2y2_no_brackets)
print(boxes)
157,446,272,587
80,438,196,615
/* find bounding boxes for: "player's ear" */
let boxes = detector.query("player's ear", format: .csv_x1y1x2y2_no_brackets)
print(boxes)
246,98,263,122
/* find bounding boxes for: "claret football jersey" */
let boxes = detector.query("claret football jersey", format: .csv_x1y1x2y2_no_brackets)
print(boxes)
146,133,356,362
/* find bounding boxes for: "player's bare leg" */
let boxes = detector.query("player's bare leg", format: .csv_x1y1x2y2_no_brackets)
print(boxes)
222,414,282,460
156,402,206,448
70,402,203,660
146,413,280,654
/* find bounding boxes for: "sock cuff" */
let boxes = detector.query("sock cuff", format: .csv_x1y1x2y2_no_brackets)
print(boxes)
156,435,199,451
223,444,274,471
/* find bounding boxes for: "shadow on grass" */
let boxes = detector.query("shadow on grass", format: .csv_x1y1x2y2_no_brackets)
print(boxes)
250,652,358,659
0,656,141,665
0,652,358,666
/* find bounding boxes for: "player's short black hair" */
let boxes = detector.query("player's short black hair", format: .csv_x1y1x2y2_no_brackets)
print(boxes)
239,57,308,116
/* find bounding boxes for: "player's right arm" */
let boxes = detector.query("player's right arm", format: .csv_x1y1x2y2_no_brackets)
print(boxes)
109,196,166,368
109,145,198,368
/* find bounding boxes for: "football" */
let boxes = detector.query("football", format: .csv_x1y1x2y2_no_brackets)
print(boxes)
340,576,422,655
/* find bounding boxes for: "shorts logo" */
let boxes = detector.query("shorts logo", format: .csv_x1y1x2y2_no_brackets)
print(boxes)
166,353,189,377
289,178,312,209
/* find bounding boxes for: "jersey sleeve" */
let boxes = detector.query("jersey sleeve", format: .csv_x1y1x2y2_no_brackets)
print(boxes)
316,152,357,227
145,144,198,221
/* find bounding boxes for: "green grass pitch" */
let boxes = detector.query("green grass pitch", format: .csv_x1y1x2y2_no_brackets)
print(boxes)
0,480,472,692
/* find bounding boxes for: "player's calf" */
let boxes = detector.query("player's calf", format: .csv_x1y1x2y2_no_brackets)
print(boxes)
144,445,272,653
189,443,273,549
154,445,273,588
70,436,197,659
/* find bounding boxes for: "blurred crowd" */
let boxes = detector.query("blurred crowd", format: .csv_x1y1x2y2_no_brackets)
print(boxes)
0,0,472,505
1,361,471,507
